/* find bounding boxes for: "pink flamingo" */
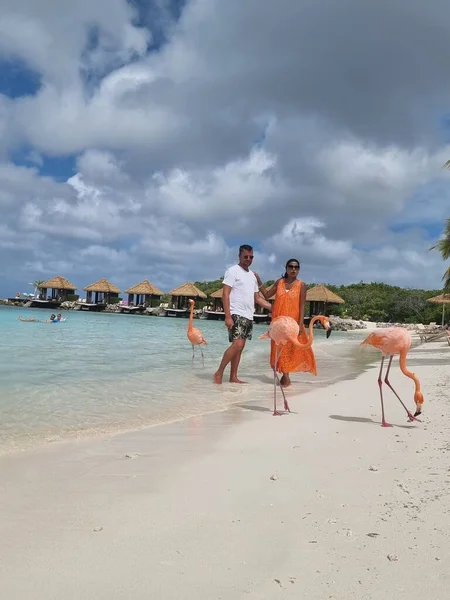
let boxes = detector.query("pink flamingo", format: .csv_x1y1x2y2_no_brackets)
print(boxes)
360,327,423,427
187,299,207,366
259,315,331,415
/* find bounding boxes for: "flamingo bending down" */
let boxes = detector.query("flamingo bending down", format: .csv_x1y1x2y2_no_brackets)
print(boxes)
187,299,207,366
259,315,331,415
360,327,423,427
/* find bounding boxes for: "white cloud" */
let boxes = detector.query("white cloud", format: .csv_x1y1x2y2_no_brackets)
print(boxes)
0,0,448,296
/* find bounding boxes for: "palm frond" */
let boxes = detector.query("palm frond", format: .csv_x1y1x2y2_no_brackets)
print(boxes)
443,265,450,291
430,218,450,286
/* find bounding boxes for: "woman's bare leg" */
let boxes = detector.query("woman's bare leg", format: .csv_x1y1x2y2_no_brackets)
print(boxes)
280,373,291,387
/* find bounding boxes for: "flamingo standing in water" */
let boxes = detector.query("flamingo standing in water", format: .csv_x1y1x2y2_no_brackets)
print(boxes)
360,327,423,427
259,315,331,415
187,299,207,366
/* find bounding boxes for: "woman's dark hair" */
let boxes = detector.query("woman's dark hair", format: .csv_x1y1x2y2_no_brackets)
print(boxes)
282,258,300,279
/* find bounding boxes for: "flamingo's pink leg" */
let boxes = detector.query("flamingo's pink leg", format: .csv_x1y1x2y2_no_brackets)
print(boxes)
384,356,421,423
377,356,392,427
191,345,195,366
273,346,282,416
200,347,204,368
276,372,290,413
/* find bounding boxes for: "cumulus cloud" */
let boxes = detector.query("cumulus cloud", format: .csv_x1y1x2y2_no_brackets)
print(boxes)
0,0,448,295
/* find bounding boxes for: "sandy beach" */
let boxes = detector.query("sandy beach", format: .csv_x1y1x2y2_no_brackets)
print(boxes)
1,338,449,599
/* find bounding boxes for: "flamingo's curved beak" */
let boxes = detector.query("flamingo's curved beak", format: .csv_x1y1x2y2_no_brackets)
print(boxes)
326,325,332,338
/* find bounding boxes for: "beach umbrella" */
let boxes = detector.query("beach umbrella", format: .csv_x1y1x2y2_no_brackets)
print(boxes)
426,293,450,326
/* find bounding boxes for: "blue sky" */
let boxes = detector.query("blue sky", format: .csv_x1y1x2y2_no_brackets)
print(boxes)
0,58,41,98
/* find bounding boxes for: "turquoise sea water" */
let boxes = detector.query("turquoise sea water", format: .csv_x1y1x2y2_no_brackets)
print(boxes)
0,306,374,455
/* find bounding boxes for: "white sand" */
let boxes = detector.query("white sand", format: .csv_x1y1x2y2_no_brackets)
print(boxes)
1,340,449,599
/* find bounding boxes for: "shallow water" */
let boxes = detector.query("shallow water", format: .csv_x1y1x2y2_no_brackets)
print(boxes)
0,306,376,454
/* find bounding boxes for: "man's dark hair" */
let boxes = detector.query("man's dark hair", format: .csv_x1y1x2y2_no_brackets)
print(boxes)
239,244,253,254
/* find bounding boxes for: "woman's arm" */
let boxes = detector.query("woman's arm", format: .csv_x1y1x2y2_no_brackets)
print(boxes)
255,275,279,300
299,282,306,331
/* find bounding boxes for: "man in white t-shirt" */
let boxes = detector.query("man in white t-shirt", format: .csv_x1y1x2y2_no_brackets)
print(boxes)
213,244,273,384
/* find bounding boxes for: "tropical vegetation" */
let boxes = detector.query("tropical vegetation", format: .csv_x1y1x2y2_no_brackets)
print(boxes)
430,217,450,290
193,279,445,324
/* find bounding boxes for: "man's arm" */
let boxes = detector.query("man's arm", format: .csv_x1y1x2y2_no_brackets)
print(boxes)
254,293,273,312
222,284,232,318
222,284,234,328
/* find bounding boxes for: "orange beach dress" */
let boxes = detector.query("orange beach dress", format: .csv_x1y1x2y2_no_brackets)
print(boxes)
270,279,317,375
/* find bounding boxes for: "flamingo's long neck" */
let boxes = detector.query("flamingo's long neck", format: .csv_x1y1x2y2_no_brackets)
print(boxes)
295,316,319,349
188,303,194,331
399,349,421,395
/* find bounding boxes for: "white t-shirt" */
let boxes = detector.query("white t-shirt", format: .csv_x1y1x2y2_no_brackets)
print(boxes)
222,264,259,321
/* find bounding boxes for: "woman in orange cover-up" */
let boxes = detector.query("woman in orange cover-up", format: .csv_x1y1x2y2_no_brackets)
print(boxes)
256,259,317,387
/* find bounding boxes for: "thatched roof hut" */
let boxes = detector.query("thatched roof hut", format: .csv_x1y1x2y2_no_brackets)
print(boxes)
84,278,121,294
305,284,344,317
210,288,224,299
83,278,121,304
427,293,450,326
125,280,164,307
39,276,77,301
168,282,207,309
306,284,345,304
40,276,77,290
426,293,450,304
209,287,224,312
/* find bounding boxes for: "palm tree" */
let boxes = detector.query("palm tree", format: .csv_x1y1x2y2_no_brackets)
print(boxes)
31,280,45,297
430,218,450,290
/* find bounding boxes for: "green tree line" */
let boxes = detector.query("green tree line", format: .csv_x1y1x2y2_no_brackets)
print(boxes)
193,279,445,324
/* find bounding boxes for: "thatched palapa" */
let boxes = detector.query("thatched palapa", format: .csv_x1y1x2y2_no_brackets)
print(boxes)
209,287,224,311
39,276,77,301
169,282,206,298
427,293,450,326
305,284,344,317
83,278,121,304
40,276,77,291
305,284,344,304
126,280,164,307
426,293,450,304
168,282,206,310
210,288,224,299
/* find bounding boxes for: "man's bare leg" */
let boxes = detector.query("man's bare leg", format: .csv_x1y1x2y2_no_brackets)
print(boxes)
213,340,244,384
229,340,246,383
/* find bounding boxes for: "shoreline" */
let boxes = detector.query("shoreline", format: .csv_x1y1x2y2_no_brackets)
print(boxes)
0,330,375,459
1,339,449,599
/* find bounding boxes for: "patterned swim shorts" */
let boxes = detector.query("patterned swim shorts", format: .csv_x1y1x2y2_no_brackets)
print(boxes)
228,314,253,342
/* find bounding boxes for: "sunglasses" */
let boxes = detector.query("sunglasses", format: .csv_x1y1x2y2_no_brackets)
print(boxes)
243,255,254,259
287,264,300,269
